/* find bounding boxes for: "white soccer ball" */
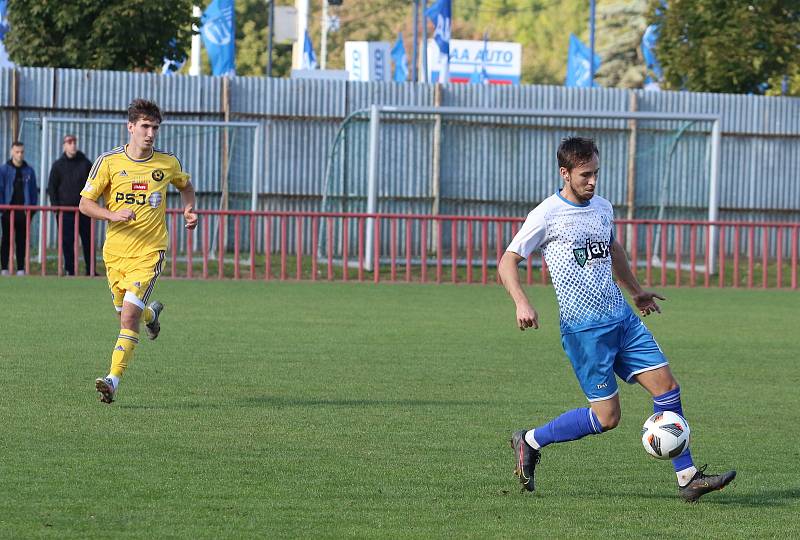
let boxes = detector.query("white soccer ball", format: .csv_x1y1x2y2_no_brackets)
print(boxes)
641,411,691,460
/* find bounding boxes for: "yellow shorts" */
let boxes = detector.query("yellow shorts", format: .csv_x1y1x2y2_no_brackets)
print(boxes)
104,250,165,312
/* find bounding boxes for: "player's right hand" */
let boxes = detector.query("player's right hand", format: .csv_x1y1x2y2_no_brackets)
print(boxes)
516,304,539,331
110,209,136,222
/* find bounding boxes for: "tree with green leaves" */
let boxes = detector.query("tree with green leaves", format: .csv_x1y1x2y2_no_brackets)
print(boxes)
594,0,650,88
460,0,589,85
652,0,800,95
306,0,412,73
234,0,292,78
253,0,592,85
4,0,195,72
230,0,408,78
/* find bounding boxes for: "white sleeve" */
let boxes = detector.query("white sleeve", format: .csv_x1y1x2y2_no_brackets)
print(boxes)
506,207,547,259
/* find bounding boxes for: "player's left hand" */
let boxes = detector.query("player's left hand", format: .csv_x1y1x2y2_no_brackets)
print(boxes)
633,291,665,316
184,205,198,230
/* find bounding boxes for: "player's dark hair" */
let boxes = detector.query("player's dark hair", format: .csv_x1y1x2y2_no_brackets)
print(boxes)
11,141,23,148
128,99,162,124
557,137,599,171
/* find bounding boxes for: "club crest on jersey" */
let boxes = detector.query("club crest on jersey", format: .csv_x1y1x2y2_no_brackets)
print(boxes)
151,169,164,181
148,192,163,208
132,182,148,191
573,239,610,267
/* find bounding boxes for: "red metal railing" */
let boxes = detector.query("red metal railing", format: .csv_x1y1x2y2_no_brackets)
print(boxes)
0,204,98,277
1,205,798,289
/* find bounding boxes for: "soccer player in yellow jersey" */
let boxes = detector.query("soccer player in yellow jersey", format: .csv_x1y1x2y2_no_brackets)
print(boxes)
79,99,198,404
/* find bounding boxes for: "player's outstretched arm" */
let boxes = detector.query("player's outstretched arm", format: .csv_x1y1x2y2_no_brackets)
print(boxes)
179,181,198,230
498,250,539,330
79,196,135,223
610,239,664,316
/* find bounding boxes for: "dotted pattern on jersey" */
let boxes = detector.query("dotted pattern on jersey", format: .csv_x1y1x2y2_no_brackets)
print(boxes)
538,195,628,333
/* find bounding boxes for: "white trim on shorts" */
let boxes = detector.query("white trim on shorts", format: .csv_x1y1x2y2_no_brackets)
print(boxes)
624,361,669,382
123,291,146,310
587,388,619,403
114,305,123,313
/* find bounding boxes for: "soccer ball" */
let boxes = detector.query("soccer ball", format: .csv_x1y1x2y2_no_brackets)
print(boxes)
641,411,690,460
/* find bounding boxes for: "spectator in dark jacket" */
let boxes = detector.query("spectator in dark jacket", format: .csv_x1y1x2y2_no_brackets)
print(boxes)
48,134,95,276
0,141,38,276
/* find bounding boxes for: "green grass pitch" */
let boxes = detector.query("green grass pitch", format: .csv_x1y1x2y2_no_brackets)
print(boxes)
0,278,798,538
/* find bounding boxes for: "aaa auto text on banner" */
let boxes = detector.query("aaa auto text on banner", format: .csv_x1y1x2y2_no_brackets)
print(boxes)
427,39,521,85
345,42,392,82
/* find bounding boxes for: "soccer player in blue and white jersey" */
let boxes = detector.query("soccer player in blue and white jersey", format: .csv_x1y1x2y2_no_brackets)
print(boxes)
499,137,735,502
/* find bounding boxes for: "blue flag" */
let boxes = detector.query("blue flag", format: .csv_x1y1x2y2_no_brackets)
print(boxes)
425,0,451,83
391,33,408,83
0,0,8,40
478,32,489,84
565,34,600,88
469,35,489,85
0,0,14,68
161,38,186,75
302,31,317,70
200,0,235,76
641,24,662,85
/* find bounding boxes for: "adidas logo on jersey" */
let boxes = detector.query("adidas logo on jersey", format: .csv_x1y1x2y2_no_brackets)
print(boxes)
120,170,128,177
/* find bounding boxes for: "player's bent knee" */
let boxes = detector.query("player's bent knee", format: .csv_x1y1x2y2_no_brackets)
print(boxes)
597,410,621,431
120,305,143,330
601,417,620,431
120,314,141,331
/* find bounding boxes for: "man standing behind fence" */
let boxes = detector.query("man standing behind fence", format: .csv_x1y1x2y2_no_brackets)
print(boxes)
48,134,95,276
0,142,38,276
79,99,197,404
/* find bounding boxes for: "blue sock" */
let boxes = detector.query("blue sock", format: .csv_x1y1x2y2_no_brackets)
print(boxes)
529,408,602,449
653,387,695,472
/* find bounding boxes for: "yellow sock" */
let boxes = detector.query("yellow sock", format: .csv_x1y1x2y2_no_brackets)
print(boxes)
109,329,139,378
143,306,154,324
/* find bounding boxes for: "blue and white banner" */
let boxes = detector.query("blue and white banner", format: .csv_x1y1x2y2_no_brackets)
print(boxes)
565,34,600,88
345,41,391,82
302,31,317,70
0,0,15,69
427,39,521,85
200,0,235,76
641,24,662,90
425,0,451,83
391,33,408,83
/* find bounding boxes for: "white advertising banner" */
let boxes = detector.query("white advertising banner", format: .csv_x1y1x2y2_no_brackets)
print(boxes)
345,42,392,82
427,39,522,84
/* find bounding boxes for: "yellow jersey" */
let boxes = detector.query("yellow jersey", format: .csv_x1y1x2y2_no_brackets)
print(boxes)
80,145,190,258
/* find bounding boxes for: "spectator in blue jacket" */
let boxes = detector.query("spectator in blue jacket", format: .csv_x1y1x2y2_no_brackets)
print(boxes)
0,141,38,275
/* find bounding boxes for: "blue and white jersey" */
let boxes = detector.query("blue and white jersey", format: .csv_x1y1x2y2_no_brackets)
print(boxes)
506,190,630,334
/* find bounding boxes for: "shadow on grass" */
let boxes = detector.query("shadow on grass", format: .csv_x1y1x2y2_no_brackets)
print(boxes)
119,402,222,410
242,396,503,408
698,487,800,507
634,486,800,507
118,395,503,410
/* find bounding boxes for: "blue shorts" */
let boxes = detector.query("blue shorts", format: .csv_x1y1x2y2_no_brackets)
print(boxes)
561,310,668,402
